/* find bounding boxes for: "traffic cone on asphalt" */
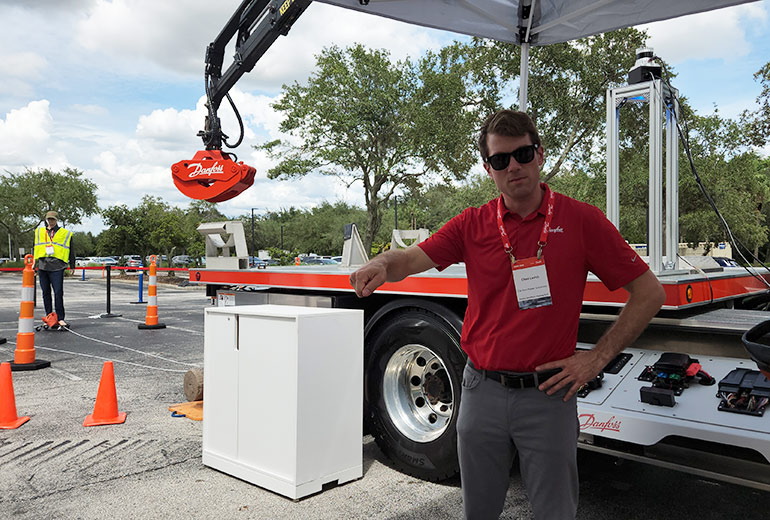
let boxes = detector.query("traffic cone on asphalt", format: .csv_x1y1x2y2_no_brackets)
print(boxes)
83,361,126,427
0,362,30,429
10,255,50,371
138,255,166,330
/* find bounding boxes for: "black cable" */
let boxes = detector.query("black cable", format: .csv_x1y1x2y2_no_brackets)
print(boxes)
654,58,770,291
203,74,245,151
222,92,245,149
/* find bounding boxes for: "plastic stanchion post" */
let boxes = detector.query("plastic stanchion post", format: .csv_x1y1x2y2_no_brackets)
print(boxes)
130,272,147,305
99,265,121,318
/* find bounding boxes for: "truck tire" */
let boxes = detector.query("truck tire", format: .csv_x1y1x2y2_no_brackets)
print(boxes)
366,307,465,482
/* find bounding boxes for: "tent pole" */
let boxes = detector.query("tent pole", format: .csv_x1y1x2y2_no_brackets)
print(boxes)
519,42,530,111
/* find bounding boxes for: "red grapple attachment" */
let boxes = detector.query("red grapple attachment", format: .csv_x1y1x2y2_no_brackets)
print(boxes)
171,150,256,202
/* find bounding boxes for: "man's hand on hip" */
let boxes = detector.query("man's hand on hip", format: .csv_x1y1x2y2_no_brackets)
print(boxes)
535,350,605,401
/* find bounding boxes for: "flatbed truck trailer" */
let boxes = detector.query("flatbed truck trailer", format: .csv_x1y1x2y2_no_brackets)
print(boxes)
174,0,770,493
190,262,770,490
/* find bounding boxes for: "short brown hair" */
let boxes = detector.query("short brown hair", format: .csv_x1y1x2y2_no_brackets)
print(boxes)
478,110,541,160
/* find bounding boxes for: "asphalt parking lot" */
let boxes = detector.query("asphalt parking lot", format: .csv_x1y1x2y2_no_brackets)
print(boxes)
1,271,768,519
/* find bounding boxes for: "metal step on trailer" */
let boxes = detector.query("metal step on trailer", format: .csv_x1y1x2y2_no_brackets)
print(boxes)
576,345,770,491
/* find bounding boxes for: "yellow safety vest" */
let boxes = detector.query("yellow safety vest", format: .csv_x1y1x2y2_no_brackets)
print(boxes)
34,227,72,263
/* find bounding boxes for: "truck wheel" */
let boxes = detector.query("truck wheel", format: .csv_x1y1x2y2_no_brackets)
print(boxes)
366,307,465,481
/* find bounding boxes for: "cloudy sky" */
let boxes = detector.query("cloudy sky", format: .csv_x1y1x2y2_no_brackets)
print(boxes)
1,0,769,235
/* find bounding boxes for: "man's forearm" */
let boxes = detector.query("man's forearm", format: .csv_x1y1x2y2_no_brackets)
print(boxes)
373,249,417,283
350,246,437,298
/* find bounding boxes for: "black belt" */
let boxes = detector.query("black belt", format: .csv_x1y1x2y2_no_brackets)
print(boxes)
470,361,561,389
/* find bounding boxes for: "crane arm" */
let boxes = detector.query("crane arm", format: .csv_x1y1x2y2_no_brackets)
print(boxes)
172,0,311,202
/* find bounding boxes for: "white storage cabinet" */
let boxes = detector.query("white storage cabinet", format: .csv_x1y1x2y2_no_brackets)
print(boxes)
202,304,364,499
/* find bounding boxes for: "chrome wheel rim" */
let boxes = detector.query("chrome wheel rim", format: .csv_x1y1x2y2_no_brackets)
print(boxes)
383,344,454,443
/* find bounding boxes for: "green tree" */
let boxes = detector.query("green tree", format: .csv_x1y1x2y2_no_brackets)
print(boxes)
677,111,768,256
99,196,190,264
456,29,647,181
0,167,99,253
71,231,96,257
260,44,484,252
100,204,143,256
745,61,770,147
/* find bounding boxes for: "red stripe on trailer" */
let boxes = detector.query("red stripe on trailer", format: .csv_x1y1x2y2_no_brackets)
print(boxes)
190,268,769,308
190,269,468,296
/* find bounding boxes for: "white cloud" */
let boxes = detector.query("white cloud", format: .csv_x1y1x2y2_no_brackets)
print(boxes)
0,100,55,167
0,0,96,11
3,52,47,80
63,87,358,223
642,3,768,64
136,106,202,144
0,52,48,98
71,104,109,116
73,0,450,89
75,0,221,77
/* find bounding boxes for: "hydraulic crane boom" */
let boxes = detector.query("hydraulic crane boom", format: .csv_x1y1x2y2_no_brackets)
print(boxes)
171,0,311,202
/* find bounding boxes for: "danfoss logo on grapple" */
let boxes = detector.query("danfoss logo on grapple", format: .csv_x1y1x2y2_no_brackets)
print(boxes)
187,162,224,178
579,413,622,433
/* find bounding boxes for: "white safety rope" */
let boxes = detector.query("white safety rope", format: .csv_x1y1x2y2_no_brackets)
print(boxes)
1,339,190,373
62,327,202,368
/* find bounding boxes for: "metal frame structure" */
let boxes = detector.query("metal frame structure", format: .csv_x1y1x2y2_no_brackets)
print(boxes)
606,79,680,273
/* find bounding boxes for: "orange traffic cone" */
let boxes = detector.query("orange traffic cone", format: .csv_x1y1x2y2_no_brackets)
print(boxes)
83,361,126,427
138,255,166,330
0,362,30,429
10,255,50,371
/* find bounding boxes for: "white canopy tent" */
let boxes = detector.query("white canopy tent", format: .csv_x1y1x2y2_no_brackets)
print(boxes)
319,0,760,108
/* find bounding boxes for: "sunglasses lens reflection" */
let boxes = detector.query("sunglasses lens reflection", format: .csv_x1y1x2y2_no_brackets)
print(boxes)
487,145,537,170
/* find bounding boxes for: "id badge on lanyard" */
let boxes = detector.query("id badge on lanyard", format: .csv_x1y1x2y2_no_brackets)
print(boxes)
45,229,55,256
512,258,552,309
496,191,555,310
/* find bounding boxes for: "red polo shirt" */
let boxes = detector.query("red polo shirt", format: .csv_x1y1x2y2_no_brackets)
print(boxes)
418,184,648,372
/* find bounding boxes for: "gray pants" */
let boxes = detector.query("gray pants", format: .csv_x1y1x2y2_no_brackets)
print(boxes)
457,362,579,520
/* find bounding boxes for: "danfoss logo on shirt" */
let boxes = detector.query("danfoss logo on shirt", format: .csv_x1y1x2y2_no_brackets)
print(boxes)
548,226,564,233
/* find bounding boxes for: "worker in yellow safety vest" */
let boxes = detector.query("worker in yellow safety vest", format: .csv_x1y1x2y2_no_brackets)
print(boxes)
33,211,74,330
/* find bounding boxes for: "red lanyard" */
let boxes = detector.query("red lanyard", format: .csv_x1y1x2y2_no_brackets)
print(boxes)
496,188,555,264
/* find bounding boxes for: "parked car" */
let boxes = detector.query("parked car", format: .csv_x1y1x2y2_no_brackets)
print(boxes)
123,255,143,270
98,257,118,266
331,256,342,263
249,257,267,268
79,256,102,266
145,255,167,265
171,255,194,266
303,257,338,265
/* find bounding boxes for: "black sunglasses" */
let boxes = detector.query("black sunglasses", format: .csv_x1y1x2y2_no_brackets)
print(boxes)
485,144,539,170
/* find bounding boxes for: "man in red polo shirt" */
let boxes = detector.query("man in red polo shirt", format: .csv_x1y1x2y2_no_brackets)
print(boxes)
350,110,665,519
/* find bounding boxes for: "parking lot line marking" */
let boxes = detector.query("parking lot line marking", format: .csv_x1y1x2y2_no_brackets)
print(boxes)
49,367,83,381
116,316,203,335
36,345,188,373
